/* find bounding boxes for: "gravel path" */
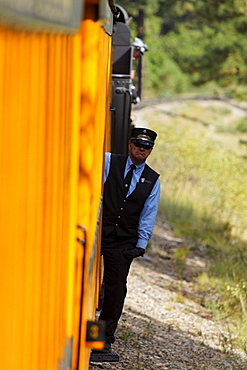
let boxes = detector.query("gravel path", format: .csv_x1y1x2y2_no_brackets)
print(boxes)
89,221,247,370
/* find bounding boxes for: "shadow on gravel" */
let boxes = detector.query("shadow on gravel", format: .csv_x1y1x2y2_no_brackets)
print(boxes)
138,243,205,284
89,307,247,370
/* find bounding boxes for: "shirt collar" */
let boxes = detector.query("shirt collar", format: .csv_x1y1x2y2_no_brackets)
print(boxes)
127,156,145,171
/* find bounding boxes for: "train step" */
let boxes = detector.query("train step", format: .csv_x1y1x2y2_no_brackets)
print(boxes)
90,352,119,362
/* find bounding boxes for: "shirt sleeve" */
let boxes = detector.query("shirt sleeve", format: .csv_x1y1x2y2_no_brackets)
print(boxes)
104,152,111,183
136,177,160,250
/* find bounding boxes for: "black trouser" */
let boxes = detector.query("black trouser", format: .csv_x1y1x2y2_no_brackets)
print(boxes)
99,232,136,344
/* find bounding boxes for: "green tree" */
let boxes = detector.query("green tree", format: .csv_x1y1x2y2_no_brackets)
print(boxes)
116,0,247,97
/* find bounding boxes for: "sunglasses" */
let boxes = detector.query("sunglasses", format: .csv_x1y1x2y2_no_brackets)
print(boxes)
132,141,153,150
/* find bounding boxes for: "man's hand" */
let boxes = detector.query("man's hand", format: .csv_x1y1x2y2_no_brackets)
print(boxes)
123,247,145,260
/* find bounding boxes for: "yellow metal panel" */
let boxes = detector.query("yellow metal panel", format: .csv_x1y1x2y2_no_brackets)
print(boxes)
0,29,29,369
0,26,82,370
25,33,47,369
78,19,99,368
77,19,112,368
0,7,112,370
65,32,82,345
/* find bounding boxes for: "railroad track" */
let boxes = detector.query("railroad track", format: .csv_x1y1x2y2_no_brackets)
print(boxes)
133,95,247,112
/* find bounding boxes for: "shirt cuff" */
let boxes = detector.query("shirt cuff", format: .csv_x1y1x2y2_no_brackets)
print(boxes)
136,238,148,250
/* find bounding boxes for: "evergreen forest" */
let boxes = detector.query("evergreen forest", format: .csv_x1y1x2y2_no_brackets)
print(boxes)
117,0,247,99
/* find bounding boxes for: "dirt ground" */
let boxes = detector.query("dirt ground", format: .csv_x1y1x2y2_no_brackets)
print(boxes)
89,218,247,370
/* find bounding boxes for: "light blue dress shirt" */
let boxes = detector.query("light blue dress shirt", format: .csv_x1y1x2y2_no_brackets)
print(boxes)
104,152,160,250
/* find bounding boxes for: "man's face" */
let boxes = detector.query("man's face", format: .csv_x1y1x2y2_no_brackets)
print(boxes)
129,140,153,165
132,48,141,61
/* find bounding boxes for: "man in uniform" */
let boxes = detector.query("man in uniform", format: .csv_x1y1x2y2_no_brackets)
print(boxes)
98,127,160,353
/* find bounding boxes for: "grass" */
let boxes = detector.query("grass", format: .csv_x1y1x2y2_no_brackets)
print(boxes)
145,99,247,353
237,117,247,133
172,245,190,277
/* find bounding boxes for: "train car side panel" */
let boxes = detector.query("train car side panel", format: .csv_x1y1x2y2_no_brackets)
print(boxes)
0,27,83,370
76,17,112,369
0,0,114,369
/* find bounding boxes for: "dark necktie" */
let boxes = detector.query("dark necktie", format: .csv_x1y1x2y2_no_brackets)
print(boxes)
123,164,136,197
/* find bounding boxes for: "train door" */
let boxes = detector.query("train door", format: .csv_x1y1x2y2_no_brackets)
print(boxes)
110,6,133,155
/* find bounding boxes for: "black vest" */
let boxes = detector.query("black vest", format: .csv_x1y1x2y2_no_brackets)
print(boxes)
102,154,159,238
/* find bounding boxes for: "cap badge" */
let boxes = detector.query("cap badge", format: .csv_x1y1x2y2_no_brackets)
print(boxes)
137,134,151,141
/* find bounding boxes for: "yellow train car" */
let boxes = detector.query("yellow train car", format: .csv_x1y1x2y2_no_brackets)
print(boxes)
0,0,116,369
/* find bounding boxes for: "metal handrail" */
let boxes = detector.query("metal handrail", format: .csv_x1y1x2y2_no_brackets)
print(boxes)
108,0,120,19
